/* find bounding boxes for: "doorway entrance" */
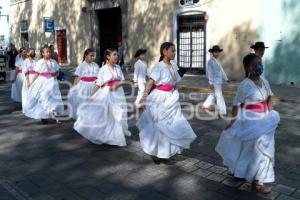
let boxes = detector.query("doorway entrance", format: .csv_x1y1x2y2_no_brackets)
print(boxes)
177,14,206,74
97,7,122,65
56,29,68,64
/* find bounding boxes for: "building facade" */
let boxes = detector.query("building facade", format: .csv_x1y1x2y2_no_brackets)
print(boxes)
9,0,300,86
0,1,10,48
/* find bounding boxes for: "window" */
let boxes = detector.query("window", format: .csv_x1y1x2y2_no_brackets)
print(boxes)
179,0,200,6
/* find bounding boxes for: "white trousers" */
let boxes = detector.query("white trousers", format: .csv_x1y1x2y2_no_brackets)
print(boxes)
135,81,146,108
203,83,227,115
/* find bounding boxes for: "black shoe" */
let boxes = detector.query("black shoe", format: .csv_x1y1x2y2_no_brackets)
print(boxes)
151,156,161,165
160,158,175,165
41,119,49,124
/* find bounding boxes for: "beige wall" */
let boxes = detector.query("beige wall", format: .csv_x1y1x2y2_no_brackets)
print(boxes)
127,0,177,68
10,0,261,80
10,0,90,65
204,0,260,80
126,0,260,80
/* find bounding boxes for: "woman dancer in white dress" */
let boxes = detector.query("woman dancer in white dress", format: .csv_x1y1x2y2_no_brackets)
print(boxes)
133,48,148,108
11,47,27,102
74,48,131,146
137,42,196,164
68,49,99,119
26,46,64,124
215,53,280,193
22,48,37,114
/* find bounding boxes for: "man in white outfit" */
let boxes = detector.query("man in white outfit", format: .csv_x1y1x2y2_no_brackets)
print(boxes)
202,45,229,116
133,48,148,108
250,41,269,77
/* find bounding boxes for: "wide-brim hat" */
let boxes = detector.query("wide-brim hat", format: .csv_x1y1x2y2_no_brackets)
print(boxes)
134,48,147,58
209,45,223,53
250,42,269,49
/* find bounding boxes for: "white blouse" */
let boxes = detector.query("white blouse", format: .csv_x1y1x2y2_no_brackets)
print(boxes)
150,61,181,86
233,77,274,106
34,59,60,73
23,58,37,74
96,64,125,86
74,61,99,77
206,57,228,85
15,57,26,71
133,59,148,83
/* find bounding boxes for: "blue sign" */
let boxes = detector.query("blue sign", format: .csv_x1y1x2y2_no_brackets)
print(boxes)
44,18,55,32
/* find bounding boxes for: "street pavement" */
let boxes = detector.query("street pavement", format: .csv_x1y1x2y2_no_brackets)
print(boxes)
0,68,299,200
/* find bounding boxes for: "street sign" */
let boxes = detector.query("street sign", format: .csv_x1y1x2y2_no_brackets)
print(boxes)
44,18,55,32
20,20,28,32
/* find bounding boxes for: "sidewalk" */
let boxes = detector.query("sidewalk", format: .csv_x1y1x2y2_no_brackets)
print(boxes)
0,67,299,199
177,74,300,104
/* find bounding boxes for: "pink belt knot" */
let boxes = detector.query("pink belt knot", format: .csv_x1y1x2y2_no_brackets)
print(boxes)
28,70,36,75
241,101,268,113
81,77,97,82
39,72,57,77
154,84,176,91
103,80,121,87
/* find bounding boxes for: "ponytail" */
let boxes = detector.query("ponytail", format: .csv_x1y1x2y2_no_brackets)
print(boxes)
159,55,164,62
159,42,175,62
28,47,36,58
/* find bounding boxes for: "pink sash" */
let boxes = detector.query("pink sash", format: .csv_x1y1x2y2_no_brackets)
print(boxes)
154,84,176,91
241,101,268,113
18,69,23,74
28,70,36,75
103,80,121,87
81,77,97,82
39,72,57,77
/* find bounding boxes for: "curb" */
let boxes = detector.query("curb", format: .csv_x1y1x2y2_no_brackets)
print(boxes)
177,84,300,104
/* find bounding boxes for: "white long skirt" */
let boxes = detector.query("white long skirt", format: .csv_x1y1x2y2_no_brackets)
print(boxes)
22,74,35,113
137,89,197,159
11,73,23,102
74,86,131,146
25,76,64,119
68,80,95,119
215,109,280,183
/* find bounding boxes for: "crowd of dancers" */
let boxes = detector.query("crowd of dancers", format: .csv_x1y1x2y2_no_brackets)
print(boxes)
8,41,280,194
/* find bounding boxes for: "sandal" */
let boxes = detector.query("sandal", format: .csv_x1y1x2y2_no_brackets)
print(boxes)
252,182,272,194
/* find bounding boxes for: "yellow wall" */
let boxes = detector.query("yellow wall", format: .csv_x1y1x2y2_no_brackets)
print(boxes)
9,0,261,80
204,0,260,80
127,0,177,68
9,0,90,64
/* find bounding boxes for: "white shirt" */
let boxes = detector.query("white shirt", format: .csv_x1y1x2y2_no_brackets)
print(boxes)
133,59,148,83
15,57,26,71
96,64,125,86
23,58,37,73
150,61,181,86
34,59,60,73
206,57,228,85
233,77,273,106
74,61,99,78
